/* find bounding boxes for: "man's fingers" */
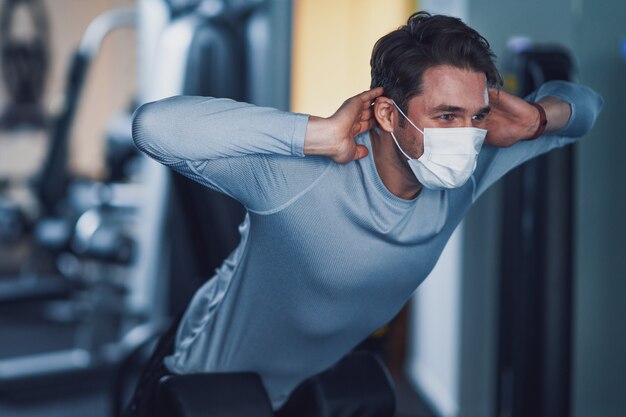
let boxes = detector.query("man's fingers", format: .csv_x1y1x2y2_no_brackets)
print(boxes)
364,118,376,132
340,88,383,116
359,87,384,105
360,106,375,121
353,116,376,136
488,87,501,104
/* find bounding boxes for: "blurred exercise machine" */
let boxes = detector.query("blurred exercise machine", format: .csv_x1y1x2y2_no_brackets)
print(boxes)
0,5,155,403
0,7,138,299
496,39,575,417
0,0,49,129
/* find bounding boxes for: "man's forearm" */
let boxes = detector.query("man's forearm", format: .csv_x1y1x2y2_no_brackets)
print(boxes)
529,80,603,139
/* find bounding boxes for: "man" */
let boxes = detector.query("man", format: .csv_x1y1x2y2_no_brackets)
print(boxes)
127,11,602,416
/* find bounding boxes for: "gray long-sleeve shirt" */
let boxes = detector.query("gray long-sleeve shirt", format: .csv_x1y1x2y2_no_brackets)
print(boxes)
132,80,602,409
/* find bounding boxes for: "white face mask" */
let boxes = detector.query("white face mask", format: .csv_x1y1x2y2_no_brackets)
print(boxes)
390,101,487,190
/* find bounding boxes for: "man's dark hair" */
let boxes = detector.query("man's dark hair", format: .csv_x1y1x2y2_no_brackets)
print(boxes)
370,11,502,117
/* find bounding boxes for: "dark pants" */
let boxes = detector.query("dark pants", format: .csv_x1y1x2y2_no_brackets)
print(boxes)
122,316,181,417
123,320,395,417
275,351,396,417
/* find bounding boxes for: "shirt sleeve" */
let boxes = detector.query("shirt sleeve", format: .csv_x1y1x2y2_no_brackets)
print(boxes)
471,80,604,201
132,96,330,213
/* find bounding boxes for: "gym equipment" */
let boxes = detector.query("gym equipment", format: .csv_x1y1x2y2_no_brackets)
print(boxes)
0,6,138,302
496,41,575,417
0,196,27,244
158,373,274,417
0,0,50,129
0,7,153,401
35,8,136,217
0,7,139,249
275,351,396,417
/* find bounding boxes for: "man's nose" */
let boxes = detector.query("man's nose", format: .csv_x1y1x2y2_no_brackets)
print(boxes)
460,117,474,127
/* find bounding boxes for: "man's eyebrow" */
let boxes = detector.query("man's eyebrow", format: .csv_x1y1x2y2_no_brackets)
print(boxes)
430,105,491,114
432,105,464,113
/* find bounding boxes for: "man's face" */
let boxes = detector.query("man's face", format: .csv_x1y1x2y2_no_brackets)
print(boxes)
395,65,490,159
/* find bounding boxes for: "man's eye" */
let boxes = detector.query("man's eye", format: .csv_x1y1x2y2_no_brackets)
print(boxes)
439,114,454,120
473,113,486,121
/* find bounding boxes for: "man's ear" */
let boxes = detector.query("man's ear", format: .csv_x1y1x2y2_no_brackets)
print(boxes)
374,97,396,133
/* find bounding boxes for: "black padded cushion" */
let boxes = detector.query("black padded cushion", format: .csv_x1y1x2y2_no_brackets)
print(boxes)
158,372,273,417
276,351,396,417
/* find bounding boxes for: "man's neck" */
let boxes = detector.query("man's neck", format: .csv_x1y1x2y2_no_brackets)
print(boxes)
369,129,423,200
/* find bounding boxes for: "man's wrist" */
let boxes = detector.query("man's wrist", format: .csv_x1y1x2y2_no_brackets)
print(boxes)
525,102,548,140
536,96,572,134
304,116,338,157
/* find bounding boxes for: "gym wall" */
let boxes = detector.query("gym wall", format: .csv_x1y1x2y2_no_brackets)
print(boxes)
290,0,416,116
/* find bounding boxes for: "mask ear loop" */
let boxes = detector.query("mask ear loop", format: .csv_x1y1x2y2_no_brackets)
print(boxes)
390,132,412,160
390,100,424,160
391,100,424,134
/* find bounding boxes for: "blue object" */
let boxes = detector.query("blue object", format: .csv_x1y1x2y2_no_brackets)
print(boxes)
132,80,603,411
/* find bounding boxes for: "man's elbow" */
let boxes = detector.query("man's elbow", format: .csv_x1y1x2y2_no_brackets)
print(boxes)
546,82,604,137
130,99,182,163
131,101,158,155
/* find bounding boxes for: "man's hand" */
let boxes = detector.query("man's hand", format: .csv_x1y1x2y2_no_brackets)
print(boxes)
485,88,542,146
485,88,572,147
305,87,384,163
